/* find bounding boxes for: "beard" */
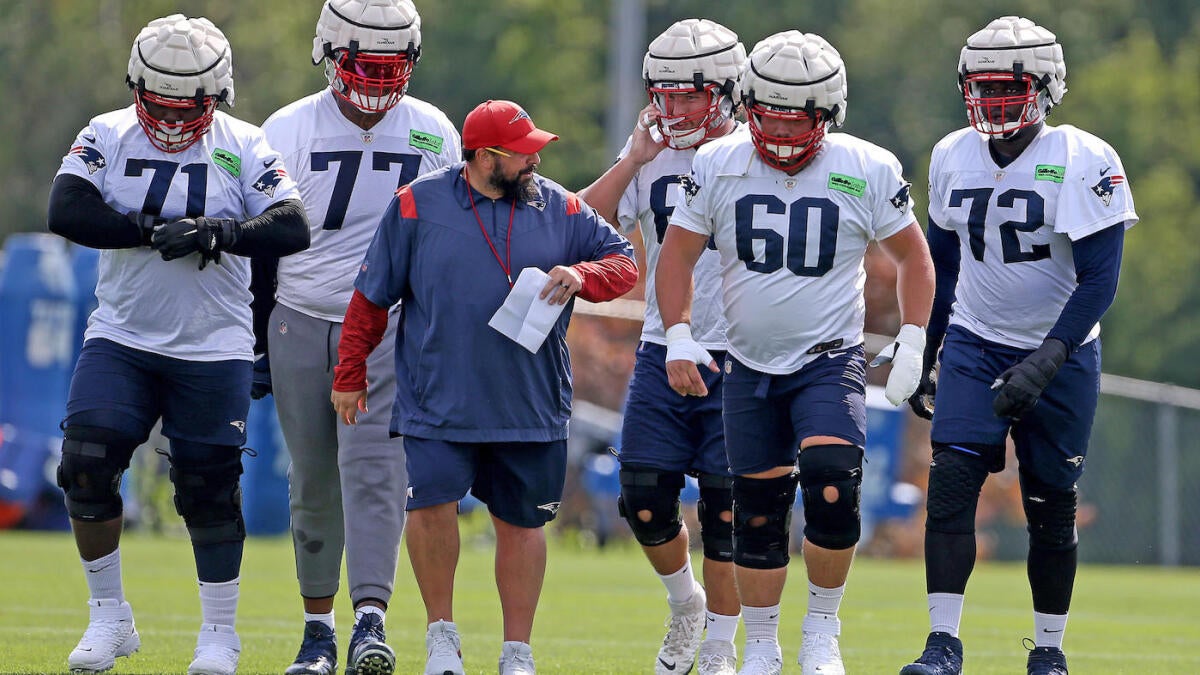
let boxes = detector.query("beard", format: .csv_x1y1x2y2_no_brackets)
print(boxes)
488,162,536,201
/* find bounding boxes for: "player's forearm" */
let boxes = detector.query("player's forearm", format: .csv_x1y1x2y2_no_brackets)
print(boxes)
47,174,146,249
333,290,388,392
655,227,705,327
573,253,638,302
925,221,960,361
1047,224,1124,352
225,198,311,258
577,155,643,226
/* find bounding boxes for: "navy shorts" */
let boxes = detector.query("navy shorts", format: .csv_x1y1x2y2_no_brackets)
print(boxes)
932,325,1100,488
404,436,568,528
66,338,251,448
619,342,729,477
722,347,867,476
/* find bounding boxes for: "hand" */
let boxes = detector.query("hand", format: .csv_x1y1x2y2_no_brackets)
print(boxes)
151,216,238,269
907,368,936,420
127,211,165,247
628,103,667,163
250,354,272,400
540,265,583,305
991,338,1069,420
664,323,718,397
870,323,926,406
331,388,368,425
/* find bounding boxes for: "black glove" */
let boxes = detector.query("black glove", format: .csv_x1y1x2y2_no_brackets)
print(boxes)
151,216,239,269
991,338,1069,420
907,367,936,420
127,211,165,247
250,353,272,400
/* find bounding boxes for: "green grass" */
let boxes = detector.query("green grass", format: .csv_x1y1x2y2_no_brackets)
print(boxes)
3,523,1199,674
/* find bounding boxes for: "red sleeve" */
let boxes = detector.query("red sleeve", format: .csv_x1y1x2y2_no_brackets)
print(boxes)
573,253,639,302
333,290,389,392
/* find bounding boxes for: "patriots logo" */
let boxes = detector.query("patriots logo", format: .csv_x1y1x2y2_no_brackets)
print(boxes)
537,501,562,515
69,145,106,174
678,173,701,206
509,108,532,124
252,167,289,199
890,182,912,212
1090,174,1125,207
229,420,246,433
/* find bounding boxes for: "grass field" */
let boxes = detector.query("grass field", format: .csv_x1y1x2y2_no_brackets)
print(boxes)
3,523,1198,674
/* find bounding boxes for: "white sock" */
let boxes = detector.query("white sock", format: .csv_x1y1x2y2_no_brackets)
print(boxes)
929,592,965,637
82,549,124,602
704,611,739,643
355,605,385,625
658,560,699,605
741,603,780,656
305,610,335,631
198,578,239,628
1033,611,1068,649
803,582,844,635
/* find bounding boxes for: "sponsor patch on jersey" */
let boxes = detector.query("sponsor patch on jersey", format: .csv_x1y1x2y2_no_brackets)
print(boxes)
69,145,106,174
828,173,866,197
211,148,241,177
889,182,912,212
1035,164,1065,183
252,167,289,199
409,130,444,153
1090,174,1125,207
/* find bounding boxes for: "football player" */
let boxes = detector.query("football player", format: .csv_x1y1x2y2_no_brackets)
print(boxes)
656,31,935,675
48,14,308,675
258,2,460,674
899,16,1137,675
577,18,746,675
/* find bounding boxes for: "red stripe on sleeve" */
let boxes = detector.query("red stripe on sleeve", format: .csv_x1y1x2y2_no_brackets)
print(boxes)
333,290,390,392
565,192,582,216
573,253,639,303
395,186,418,219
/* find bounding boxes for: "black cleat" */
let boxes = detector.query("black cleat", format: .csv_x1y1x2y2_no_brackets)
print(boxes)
899,631,963,675
347,612,395,675
285,621,338,675
1026,646,1068,675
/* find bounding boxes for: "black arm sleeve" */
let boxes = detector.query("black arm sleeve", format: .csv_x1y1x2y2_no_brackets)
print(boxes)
249,256,279,356
226,198,311,258
925,219,961,367
1046,224,1125,353
47,174,143,249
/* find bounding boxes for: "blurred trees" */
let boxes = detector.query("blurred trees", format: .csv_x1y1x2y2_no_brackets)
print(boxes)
2,0,1197,386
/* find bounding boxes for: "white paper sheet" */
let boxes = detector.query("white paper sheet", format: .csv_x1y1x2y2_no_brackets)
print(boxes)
487,267,568,353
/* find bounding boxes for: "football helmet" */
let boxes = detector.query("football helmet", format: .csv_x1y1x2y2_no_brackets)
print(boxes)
642,18,745,149
740,31,846,171
959,16,1067,137
312,0,421,113
126,15,234,153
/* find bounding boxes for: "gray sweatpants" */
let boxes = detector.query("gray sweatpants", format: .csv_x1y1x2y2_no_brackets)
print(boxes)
268,303,407,605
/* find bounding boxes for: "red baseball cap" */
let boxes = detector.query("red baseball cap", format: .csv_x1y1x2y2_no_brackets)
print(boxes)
462,99,559,154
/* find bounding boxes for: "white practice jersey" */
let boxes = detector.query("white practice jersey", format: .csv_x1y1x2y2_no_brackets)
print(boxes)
55,106,300,361
929,124,1138,349
615,134,730,348
671,128,916,375
263,90,460,321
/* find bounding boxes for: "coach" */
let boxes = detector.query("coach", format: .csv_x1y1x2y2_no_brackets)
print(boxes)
331,99,637,674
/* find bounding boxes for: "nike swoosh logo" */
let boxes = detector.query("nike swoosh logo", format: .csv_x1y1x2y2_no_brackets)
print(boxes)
263,158,277,168
84,135,96,143
768,613,780,620
1042,628,1064,633
658,658,676,670
1100,166,1111,176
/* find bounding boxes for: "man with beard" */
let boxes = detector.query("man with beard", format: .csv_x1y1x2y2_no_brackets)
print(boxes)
332,99,638,675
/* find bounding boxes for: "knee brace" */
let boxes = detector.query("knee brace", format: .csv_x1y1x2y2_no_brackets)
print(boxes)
732,473,797,569
169,442,246,546
925,443,992,535
1020,470,1078,551
56,426,139,522
697,473,734,563
617,467,685,547
797,444,863,550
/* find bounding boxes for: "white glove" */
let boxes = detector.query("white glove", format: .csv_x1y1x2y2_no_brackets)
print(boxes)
665,323,714,367
870,323,926,406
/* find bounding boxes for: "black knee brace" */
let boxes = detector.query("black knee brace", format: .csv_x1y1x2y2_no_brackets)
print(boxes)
732,473,797,569
697,473,734,562
617,467,685,547
56,426,139,522
1020,470,1078,551
797,444,863,550
926,443,992,535
169,442,246,546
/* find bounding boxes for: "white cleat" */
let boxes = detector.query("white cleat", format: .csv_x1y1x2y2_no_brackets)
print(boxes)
737,653,782,675
187,623,240,675
68,598,141,674
798,631,844,675
498,641,536,675
697,639,738,675
656,587,707,674
424,620,464,675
